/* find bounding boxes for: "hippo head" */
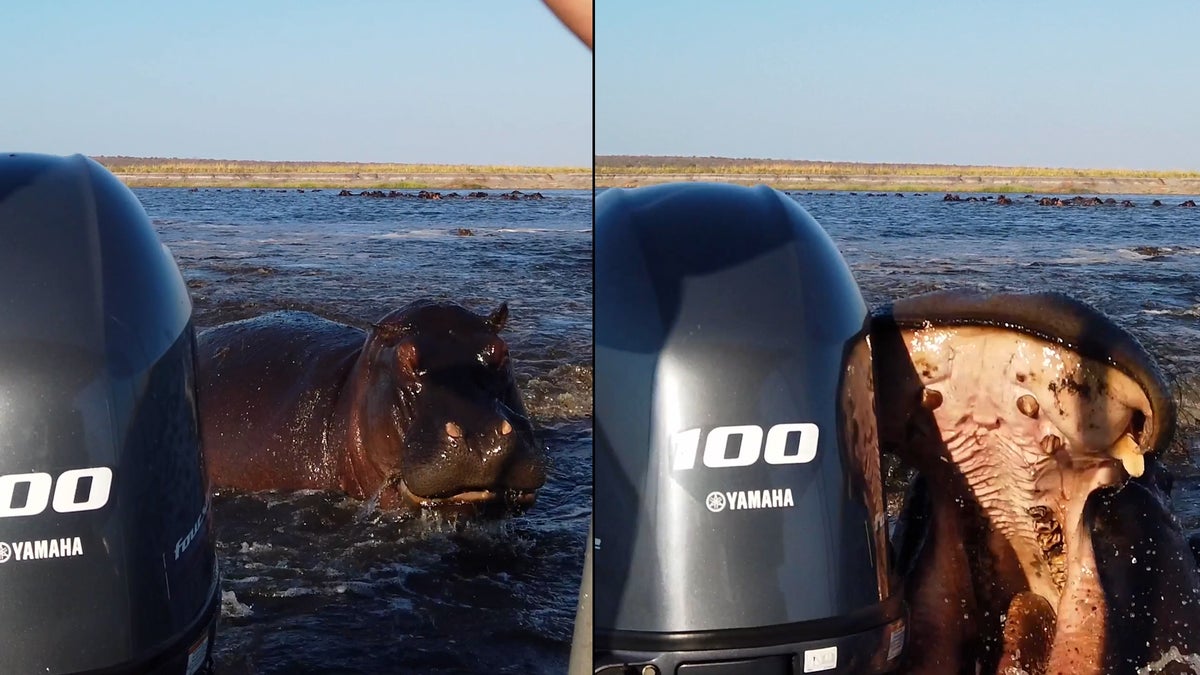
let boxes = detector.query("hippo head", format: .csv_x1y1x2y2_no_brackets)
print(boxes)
345,300,545,516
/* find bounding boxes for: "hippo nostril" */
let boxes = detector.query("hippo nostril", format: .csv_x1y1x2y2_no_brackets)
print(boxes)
921,388,943,411
1017,394,1040,419
1040,434,1064,456
446,421,464,439
500,419,513,436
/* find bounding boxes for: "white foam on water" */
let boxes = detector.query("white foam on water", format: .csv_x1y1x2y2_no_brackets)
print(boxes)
1143,305,1200,318
1053,249,1133,265
238,541,274,553
367,229,448,239
1137,646,1200,674
221,590,254,618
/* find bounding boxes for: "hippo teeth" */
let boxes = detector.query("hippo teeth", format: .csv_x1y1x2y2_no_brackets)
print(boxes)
1110,433,1145,478
444,489,497,503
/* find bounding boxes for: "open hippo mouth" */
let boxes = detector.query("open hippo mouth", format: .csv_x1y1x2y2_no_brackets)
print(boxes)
872,290,1177,672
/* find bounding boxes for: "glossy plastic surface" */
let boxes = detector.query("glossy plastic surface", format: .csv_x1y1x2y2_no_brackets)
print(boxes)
595,184,895,651
0,153,218,673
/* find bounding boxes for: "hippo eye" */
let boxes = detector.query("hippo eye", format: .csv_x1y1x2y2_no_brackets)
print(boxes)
478,341,509,370
396,342,422,376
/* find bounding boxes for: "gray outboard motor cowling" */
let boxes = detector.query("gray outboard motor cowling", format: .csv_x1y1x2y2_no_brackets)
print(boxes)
0,154,219,674
595,184,905,674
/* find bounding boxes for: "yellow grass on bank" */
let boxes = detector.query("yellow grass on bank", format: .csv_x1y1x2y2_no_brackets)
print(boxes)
93,156,592,189
596,156,1200,195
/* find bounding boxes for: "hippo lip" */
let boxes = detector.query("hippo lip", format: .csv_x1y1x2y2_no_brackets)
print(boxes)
395,479,537,510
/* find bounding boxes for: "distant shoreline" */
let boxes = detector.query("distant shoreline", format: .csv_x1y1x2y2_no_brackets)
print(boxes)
596,156,1200,195
94,157,592,190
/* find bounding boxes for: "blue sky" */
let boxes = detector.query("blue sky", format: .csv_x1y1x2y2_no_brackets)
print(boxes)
1,1,591,165
597,1,1200,171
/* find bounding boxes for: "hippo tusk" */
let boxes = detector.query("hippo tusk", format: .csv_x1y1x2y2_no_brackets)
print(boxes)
1109,434,1144,478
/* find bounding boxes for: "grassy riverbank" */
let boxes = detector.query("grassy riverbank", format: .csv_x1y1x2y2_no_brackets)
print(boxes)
95,157,592,189
597,156,1200,195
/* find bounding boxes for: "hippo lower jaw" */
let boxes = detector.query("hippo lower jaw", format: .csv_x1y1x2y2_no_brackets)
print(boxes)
393,477,538,515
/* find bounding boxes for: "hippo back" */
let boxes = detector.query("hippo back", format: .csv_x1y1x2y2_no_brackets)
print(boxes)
197,311,365,491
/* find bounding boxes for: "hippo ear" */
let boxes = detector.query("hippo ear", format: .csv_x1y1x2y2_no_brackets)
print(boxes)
486,302,509,332
370,321,405,341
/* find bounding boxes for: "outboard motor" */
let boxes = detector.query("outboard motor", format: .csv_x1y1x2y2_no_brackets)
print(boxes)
0,154,219,673
595,183,905,674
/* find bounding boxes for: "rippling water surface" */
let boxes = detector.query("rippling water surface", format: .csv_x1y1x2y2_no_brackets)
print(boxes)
141,188,591,674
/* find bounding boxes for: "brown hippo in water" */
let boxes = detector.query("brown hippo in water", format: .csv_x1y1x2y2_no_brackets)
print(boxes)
197,300,545,516
872,291,1199,674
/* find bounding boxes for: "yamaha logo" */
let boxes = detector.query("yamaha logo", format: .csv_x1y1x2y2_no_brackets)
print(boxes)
0,537,84,563
705,491,727,512
706,488,796,512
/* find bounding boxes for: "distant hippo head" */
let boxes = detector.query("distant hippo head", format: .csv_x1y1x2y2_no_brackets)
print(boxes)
342,300,545,516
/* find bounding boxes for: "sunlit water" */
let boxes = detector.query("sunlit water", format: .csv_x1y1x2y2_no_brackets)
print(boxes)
140,188,591,674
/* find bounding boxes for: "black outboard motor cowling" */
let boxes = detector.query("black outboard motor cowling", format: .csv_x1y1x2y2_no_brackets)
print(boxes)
0,154,219,674
595,184,905,674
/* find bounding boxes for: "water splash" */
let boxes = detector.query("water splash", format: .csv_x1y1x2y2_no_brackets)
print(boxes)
221,590,254,619
1137,646,1200,673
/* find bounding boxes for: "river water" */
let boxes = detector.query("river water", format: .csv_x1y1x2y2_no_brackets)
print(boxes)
141,188,592,674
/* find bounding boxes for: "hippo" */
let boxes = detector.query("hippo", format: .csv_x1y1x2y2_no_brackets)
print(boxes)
197,300,545,516
871,290,1197,674
1086,459,1200,672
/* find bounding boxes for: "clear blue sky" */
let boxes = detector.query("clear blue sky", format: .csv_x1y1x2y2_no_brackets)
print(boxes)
1,1,591,166
597,1,1200,171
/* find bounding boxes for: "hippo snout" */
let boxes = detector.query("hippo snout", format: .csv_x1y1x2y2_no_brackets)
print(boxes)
401,408,544,503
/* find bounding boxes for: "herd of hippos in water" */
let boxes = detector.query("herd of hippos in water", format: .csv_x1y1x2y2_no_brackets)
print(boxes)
336,188,546,201
186,187,547,200
941,193,1197,207
782,190,1199,207
186,187,1199,208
